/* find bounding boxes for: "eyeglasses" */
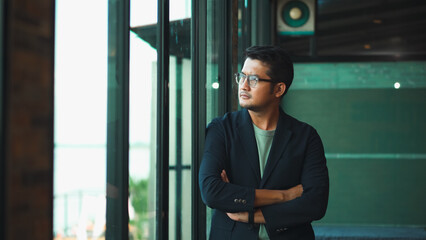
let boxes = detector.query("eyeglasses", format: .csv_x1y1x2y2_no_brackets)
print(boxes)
235,72,274,88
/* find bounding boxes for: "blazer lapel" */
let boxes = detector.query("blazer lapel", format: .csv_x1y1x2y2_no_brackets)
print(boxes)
259,109,292,188
236,109,261,182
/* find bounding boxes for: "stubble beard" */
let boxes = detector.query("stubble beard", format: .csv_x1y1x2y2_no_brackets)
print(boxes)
239,98,263,112
239,95,276,112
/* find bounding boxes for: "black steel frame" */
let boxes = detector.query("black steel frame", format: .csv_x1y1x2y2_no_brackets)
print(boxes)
156,0,170,239
191,0,207,238
106,0,130,239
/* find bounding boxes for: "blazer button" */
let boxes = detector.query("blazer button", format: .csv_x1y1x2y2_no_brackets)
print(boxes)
234,198,238,203
283,227,288,231
242,199,247,204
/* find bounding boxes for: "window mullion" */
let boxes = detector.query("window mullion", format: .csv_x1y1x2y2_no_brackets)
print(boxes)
106,0,130,239
156,0,170,239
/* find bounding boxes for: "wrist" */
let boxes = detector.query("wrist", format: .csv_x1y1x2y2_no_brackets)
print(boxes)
281,190,287,202
254,209,266,224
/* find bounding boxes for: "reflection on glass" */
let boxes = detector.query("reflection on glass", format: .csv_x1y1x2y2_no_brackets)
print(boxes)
205,0,222,237
169,1,192,239
206,0,221,123
129,0,158,239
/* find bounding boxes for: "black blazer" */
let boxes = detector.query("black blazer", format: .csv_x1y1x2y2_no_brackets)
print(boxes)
199,108,329,240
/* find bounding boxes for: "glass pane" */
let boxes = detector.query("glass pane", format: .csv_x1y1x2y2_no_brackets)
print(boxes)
283,62,426,225
205,0,222,237
54,0,108,238
206,0,221,123
128,0,158,239
169,1,192,239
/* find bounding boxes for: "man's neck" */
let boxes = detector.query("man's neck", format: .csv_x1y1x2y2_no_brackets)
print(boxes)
248,106,280,131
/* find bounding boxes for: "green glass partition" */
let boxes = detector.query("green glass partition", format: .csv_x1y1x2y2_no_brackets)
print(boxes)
283,62,426,226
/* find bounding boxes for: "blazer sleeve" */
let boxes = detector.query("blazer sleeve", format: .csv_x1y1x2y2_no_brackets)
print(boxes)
199,119,256,213
261,128,329,237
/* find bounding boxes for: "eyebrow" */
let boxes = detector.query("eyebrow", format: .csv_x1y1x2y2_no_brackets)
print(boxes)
241,72,259,77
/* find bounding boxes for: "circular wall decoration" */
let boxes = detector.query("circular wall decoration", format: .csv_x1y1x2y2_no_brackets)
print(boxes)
282,0,310,28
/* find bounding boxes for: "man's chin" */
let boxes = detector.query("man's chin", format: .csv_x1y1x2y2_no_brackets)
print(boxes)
239,100,249,109
239,102,257,111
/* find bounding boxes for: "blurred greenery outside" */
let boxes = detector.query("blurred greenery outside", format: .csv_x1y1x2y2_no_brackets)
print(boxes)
129,177,148,240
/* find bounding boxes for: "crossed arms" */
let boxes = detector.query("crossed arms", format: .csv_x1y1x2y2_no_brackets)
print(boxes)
220,170,303,224
199,118,329,232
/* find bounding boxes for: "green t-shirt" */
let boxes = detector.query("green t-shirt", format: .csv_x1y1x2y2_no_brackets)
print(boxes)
253,124,275,240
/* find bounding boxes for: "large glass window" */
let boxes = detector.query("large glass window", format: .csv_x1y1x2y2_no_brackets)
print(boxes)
129,0,193,239
54,0,219,239
128,0,158,239
54,0,108,238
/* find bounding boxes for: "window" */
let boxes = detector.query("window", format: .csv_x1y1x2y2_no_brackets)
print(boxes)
53,0,108,238
128,0,158,239
54,0,231,239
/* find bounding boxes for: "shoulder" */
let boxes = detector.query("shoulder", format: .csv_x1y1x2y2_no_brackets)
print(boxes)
283,111,320,138
208,109,246,128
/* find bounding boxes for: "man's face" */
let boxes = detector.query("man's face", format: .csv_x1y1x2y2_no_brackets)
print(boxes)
238,58,277,111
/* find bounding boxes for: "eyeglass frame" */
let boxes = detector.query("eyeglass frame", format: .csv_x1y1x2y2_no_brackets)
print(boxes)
234,72,275,88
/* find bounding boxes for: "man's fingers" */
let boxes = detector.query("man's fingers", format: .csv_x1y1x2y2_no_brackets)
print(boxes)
226,212,237,221
297,184,304,194
221,170,230,183
226,212,248,222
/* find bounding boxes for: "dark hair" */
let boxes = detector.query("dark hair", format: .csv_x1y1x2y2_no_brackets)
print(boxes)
244,45,294,95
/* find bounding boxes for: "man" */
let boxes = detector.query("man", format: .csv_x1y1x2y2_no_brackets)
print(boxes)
199,45,329,239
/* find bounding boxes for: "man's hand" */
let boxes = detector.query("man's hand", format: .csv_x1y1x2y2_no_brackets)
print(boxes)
221,170,230,183
222,170,300,224
222,171,251,223
226,212,248,223
226,209,266,224
221,169,303,207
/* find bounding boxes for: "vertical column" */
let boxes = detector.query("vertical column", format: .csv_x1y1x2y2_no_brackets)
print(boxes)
0,0,6,238
2,0,55,239
191,0,207,239
157,0,170,239
106,0,130,239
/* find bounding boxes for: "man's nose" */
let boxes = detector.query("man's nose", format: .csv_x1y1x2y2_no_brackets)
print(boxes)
240,77,250,90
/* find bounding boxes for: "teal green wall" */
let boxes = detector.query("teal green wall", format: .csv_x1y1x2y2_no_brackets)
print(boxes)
283,62,426,226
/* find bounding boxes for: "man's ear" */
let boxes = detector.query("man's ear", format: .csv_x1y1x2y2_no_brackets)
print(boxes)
275,83,286,98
